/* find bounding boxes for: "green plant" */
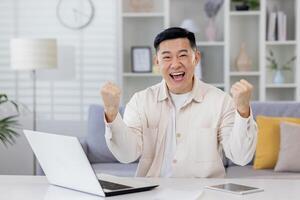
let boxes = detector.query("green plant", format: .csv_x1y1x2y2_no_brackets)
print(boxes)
266,49,296,71
0,93,20,146
232,0,260,10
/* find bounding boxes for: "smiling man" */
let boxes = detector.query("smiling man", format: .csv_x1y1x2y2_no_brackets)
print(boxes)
101,27,257,178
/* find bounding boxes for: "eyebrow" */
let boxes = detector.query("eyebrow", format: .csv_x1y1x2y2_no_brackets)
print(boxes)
161,51,171,55
178,49,188,53
161,49,189,55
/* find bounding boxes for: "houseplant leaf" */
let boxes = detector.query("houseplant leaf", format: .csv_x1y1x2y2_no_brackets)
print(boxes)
0,94,21,147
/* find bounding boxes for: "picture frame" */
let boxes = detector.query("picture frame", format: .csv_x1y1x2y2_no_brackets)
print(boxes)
131,46,152,73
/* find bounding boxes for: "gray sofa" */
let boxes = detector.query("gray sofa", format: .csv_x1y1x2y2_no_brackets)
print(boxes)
38,102,300,178
84,102,300,179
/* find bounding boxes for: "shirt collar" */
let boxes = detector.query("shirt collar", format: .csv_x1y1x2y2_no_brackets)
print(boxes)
158,80,169,102
158,78,208,103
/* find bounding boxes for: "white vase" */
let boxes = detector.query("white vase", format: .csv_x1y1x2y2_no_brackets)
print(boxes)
205,18,217,41
273,70,285,84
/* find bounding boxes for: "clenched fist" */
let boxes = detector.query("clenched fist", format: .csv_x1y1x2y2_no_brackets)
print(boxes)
230,79,253,118
100,82,121,122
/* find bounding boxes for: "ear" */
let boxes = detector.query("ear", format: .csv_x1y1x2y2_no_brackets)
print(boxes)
193,50,201,65
153,54,159,65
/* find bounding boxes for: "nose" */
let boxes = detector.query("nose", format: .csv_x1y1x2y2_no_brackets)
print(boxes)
170,57,181,69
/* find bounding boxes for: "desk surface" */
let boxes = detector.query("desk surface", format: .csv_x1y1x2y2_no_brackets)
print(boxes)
0,175,300,200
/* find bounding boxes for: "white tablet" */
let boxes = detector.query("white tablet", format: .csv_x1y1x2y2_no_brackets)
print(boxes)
205,183,264,195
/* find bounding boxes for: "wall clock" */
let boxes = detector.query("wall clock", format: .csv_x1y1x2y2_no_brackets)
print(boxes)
56,0,95,30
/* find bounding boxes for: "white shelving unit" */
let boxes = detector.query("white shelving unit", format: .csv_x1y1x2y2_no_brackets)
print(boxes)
196,41,225,46
122,13,165,17
123,72,161,77
118,0,300,104
230,71,261,76
230,11,260,16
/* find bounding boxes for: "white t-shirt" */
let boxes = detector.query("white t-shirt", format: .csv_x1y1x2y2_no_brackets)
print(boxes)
160,91,191,177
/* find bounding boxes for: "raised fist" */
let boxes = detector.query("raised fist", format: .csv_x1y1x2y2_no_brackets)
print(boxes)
100,82,121,122
230,79,253,118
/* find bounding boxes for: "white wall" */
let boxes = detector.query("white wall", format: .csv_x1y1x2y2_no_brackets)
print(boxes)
0,0,117,135
0,0,117,174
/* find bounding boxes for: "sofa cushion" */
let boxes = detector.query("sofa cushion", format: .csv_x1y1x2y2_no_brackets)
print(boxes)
86,104,124,163
275,122,300,172
226,165,300,179
92,163,137,177
227,102,300,167
254,116,300,169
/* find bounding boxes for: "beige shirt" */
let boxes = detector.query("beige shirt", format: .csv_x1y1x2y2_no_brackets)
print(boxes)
105,79,257,178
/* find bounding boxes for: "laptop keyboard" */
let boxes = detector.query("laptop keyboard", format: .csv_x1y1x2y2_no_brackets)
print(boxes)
99,179,132,191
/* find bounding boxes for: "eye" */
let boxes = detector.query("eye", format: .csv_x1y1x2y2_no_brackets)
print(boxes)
179,54,187,57
163,56,171,60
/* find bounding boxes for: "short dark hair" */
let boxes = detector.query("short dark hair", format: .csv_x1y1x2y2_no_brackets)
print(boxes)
154,27,197,52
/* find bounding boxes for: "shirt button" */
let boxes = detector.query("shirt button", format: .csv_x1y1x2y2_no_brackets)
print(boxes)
176,133,181,138
173,159,177,164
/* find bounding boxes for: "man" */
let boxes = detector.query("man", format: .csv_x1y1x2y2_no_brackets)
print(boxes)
101,27,257,178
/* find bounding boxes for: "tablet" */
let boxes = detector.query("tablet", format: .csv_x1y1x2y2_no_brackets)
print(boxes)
205,183,264,195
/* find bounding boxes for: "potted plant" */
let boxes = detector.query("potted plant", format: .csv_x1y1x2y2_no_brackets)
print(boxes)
266,49,296,84
0,93,20,146
231,0,260,11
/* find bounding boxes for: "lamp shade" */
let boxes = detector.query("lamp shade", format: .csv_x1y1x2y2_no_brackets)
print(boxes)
10,39,57,71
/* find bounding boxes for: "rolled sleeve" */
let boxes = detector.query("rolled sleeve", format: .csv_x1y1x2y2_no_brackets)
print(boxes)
234,108,257,139
229,107,257,165
103,94,143,163
219,96,258,166
104,112,122,141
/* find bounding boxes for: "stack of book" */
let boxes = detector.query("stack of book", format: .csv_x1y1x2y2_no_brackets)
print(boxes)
267,11,287,41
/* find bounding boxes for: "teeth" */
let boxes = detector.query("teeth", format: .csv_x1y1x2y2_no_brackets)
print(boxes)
171,72,184,76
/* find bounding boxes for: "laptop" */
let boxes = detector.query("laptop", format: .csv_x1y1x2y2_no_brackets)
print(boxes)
24,130,158,197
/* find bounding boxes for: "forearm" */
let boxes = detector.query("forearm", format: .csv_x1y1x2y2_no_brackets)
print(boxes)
105,113,142,163
223,109,257,166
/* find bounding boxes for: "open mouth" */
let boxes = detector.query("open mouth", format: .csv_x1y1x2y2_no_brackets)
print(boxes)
170,72,185,81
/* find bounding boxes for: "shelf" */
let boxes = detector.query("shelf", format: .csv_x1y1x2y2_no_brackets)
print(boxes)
122,12,164,18
266,84,297,88
230,71,260,76
265,41,297,46
230,11,260,16
123,72,161,77
120,0,300,103
210,83,225,88
196,41,225,46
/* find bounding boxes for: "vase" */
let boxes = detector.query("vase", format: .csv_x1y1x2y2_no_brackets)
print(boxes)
273,70,285,84
205,18,217,41
129,0,153,12
235,42,252,71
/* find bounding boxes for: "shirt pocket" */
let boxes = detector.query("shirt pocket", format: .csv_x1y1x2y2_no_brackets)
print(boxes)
142,127,158,159
191,128,219,163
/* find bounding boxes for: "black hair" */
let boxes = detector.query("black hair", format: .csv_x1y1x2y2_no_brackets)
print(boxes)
153,27,197,52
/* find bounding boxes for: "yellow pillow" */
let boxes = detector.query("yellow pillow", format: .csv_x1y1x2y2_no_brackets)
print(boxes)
254,116,300,169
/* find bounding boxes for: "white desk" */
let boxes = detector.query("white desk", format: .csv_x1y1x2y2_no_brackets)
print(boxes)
0,175,300,200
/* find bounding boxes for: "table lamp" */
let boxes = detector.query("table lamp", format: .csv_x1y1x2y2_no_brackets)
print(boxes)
10,38,57,174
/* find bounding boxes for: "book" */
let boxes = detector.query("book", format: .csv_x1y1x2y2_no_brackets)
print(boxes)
268,12,277,41
277,11,287,41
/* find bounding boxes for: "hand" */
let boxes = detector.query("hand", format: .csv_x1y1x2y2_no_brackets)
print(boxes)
230,79,253,118
100,82,121,122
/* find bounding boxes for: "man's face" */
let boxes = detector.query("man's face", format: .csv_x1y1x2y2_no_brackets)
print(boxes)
155,38,201,94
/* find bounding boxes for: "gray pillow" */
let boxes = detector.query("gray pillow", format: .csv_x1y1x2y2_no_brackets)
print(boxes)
274,122,300,172
86,105,124,163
